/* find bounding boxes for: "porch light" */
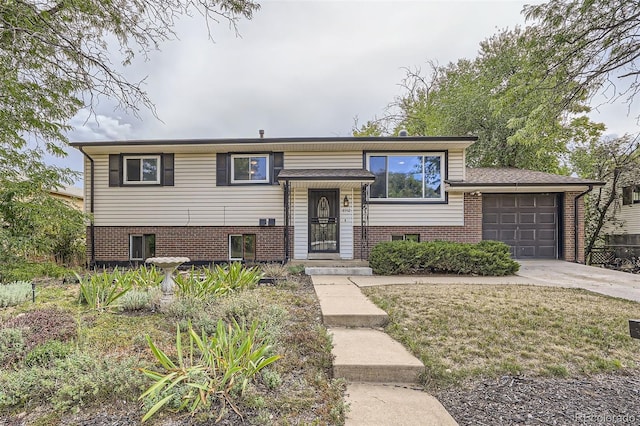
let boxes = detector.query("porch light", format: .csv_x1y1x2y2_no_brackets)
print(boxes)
343,195,349,207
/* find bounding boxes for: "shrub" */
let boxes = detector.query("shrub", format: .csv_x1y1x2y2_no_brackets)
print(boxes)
0,280,32,307
25,340,73,367
75,268,132,310
0,352,147,412
2,308,77,355
0,328,25,366
369,240,519,276
260,263,289,279
139,319,281,422
118,288,162,312
0,261,73,283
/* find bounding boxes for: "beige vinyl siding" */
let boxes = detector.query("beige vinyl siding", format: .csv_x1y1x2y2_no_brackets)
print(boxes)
447,149,464,180
616,205,640,234
339,188,358,259
292,187,308,260
90,154,283,226
368,193,464,226
285,151,363,169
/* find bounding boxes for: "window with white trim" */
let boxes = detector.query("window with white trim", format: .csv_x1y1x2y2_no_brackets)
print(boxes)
231,154,269,183
123,155,161,184
367,153,445,201
130,234,156,260
229,234,256,261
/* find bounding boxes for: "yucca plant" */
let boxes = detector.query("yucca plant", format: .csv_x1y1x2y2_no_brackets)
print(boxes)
130,265,163,289
174,263,262,300
174,267,217,299
75,269,132,310
139,319,281,422
206,262,263,296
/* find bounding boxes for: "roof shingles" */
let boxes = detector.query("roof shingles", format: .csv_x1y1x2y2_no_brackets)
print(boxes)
447,168,603,186
277,169,375,181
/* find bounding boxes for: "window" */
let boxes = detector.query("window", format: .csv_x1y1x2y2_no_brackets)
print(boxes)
123,155,160,184
231,155,269,183
229,234,256,261
367,153,445,201
623,185,640,205
109,154,173,187
391,234,420,242
130,234,156,260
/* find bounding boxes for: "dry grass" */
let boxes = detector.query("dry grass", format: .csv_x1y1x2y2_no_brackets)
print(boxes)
362,284,640,390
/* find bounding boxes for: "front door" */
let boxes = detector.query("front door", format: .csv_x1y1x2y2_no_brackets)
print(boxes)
308,189,339,253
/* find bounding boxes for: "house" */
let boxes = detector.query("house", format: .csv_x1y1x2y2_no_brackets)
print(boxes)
606,184,640,257
49,185,84,211
70,136,602,266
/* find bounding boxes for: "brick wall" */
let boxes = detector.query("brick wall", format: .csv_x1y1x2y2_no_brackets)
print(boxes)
563,191,585,263
88,226,286,264
354,193,483,259
87,192,587,264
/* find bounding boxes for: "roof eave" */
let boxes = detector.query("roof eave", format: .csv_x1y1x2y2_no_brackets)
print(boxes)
69,135,478,148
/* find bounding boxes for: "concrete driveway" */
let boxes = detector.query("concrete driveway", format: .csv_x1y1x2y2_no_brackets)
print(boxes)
517,260,640,303
348,260,640,303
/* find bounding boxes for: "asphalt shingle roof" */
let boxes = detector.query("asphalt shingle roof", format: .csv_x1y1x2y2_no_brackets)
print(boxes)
447,168,604,186
277,169,375,181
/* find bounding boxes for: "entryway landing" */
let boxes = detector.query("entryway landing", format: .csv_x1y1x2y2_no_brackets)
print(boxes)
287,259,372,276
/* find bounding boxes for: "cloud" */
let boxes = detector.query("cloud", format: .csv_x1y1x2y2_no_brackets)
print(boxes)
68,113,134,141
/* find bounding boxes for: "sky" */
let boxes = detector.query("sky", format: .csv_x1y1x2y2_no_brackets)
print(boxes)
57,0,640,185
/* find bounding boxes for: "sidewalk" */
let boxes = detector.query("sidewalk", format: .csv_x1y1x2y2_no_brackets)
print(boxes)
312,275,458,426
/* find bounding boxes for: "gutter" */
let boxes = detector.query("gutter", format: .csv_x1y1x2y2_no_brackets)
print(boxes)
574,185,594,263
77,147,96,267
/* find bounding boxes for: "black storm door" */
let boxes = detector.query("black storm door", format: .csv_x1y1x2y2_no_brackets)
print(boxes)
308,189,339,253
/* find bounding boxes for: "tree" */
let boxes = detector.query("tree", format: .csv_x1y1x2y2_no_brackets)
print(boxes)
1,0,259,267
569,133,640,260
0,177,86,265
354,28,601,173
524,0,640,115
1,0,260,184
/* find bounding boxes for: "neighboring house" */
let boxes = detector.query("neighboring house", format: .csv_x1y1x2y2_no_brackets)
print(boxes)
606,184,640,257
70,136,601,266
49,185,84,210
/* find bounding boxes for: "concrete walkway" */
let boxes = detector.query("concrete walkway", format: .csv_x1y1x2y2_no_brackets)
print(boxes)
312,276,458,426
313,260,640,424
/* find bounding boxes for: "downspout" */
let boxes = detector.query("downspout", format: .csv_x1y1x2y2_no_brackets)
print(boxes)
574,185,594,264
77,147,96,267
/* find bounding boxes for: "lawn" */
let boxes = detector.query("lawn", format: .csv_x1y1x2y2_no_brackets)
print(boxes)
0,266,346,425
362,284,640,390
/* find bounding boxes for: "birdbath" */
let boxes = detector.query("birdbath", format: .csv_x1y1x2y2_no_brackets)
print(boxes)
145,257,190,308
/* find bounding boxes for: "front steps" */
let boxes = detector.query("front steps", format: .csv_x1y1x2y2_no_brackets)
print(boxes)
314,280,387,327
311,276,422,384
305,266,373,276
330,327,425,382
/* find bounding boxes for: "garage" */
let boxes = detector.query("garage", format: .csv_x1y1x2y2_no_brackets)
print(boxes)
482,193,559,259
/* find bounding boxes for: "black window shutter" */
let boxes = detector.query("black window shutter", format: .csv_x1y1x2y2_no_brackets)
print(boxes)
623,186,632,205
109,154,121,187
272,152,284,184
162,153,174,186
216,153,229,186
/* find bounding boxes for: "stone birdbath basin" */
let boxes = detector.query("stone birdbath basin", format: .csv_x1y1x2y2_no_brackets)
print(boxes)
145,257,190,308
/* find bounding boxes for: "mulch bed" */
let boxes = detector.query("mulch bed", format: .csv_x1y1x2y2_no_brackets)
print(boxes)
436,372,640,425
